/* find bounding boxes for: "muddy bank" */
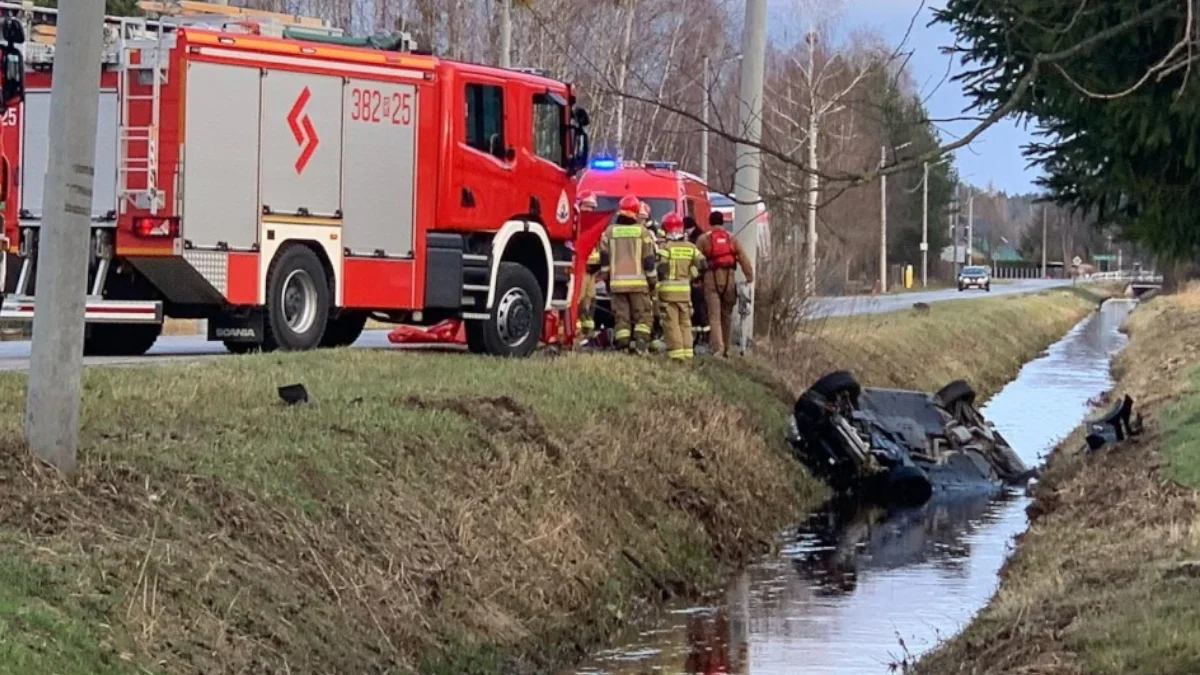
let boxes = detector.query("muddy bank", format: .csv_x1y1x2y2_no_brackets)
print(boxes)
0,288,1105,675
915,291,1200,675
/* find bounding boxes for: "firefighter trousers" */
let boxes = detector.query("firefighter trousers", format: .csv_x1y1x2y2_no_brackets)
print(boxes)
611,291,653,351
576,274,597,339
661,300,694,359
705,273,738,357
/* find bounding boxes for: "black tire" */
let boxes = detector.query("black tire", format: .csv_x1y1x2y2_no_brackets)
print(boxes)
466,262,544,357
985,283,991,292
810,370,862,404
83,323,162,357
793,390,830,427
958,285,964,292
320,311,367,348
935,379,976,408
263,245,330,352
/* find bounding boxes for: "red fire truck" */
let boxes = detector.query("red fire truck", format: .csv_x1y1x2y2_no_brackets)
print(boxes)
0,4,590,357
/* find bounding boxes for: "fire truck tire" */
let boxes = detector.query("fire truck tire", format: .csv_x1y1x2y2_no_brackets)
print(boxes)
469,262,544,357
263,245,331,352
320,312,368,348
83,323,162,357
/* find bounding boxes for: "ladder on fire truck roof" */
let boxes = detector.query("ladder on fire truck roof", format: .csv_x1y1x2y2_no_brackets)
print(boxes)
0,1,342,215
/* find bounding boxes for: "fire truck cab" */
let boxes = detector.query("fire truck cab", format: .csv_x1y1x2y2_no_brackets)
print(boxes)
576,158,711,229
0,3,590,357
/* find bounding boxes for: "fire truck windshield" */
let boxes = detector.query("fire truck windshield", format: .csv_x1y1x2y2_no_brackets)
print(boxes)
595,196,676,223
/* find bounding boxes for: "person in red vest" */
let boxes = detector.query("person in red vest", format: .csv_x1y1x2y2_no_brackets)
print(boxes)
695,211,753,358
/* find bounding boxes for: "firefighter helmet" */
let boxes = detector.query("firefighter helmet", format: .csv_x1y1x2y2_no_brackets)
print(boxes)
662,211,684,236
577,190,597,211
617,194,640,218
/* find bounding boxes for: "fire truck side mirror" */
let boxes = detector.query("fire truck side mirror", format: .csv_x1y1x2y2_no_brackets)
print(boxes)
0,18,24,109
569,105,590,175
2,18,23,46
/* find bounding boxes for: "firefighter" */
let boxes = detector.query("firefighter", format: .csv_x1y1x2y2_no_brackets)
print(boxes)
637,200,666,348
696,210,753,357
683,215,710,350
598,194,658,353
575,190,601,343
656,211,706,360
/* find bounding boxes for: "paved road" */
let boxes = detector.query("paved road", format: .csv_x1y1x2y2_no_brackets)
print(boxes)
805,278,1073,318
0,278,1073,371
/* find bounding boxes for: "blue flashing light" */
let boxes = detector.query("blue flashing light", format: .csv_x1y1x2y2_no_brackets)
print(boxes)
590,157,618,170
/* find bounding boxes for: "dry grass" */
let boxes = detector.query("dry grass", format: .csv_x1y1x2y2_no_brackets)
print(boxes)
0,287,1106,675
915,289,1200,675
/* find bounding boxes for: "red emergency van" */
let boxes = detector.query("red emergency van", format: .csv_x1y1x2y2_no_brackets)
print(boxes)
576,158,711,228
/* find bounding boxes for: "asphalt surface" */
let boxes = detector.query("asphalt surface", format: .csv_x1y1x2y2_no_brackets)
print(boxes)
0,278,1073,371
805,278,1072,318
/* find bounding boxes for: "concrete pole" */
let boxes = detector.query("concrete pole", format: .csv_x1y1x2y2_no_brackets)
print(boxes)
24,1,106,472
701,55,709,183
879,145,887,292
921,161,929,288
966,189,974,266
733,0,766,353
500,0,512,68
804,103,818,297
1041,205,1048,278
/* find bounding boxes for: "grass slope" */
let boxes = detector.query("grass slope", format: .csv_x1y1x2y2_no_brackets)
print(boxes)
915,290,1200,675
0,288,1102,675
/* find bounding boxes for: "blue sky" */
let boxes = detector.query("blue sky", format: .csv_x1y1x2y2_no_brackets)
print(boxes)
770,0,1039,195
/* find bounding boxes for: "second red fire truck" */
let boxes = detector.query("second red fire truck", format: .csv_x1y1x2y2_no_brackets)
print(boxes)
0,4,590,357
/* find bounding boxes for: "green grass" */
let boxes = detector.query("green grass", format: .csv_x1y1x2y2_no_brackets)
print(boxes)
1154,364,1200,488
0,287,1112,675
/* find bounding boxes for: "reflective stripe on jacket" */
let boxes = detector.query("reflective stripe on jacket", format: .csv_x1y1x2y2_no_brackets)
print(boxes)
599,223,657,293
656,240,705,302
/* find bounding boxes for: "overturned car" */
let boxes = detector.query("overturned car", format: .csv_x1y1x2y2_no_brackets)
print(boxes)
786,371,1035,506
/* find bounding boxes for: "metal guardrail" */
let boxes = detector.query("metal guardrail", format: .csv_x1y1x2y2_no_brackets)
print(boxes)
1082,271,1163,283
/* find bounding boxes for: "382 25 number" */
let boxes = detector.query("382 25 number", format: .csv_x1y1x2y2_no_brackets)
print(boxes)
350,87,413,126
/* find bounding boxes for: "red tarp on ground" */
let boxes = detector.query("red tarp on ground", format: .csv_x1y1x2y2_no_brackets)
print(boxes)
386,209,615,348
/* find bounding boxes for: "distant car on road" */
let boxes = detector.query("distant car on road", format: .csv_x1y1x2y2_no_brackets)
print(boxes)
958,265,991,292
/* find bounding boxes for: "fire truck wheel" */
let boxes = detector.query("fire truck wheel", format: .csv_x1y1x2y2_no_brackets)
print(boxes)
471,262,544,357
320,311,368,348
264,245,331,351
83,323,162,357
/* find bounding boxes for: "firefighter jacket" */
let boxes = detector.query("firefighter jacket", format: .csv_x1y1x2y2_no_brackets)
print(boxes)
656,240,706,303
599,221,658,293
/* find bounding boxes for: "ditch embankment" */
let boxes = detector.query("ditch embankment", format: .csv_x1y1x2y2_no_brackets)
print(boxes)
915,289,1200,675
0,286,1107,675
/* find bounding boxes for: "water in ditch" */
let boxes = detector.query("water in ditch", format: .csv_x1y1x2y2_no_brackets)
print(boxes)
572,299,1136,675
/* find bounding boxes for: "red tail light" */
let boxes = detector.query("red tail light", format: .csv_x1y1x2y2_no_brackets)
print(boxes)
133,216,179,238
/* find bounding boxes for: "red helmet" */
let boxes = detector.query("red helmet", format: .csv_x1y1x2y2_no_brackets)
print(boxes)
662,211,684,235
617,194,640,217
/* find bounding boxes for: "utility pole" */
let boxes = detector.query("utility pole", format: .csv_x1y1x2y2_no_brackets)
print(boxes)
700,55,709,182
500,0,512,68
803,31,818,297
1041,205,1048,278
733,0,767,353
879,145,887,292
966,188,974,266
921,161,929,288
24,1,106,472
